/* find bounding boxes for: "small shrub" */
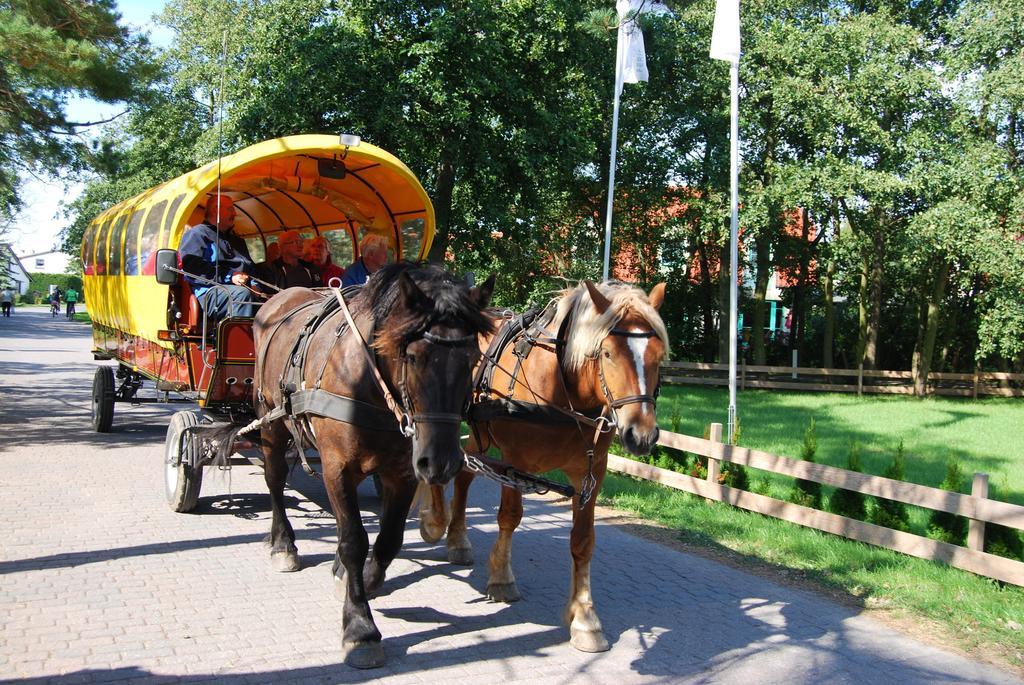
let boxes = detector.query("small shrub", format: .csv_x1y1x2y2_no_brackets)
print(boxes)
830,442,867,520
654,403,689,472
788,418,822,509
720,461,749,490
985,524,1024,561
982,481,1024,561
927,459,968,545
720,415,748,489
869,440,911,532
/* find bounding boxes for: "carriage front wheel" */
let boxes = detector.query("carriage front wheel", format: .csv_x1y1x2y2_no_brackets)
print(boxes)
164,410,204,513
91,366,115,432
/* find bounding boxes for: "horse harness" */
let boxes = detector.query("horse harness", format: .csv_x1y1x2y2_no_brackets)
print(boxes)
468,306,661,505
250,287,475,476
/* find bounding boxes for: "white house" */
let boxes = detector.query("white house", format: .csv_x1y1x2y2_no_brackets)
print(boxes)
21,249,72,274
0,243,31,294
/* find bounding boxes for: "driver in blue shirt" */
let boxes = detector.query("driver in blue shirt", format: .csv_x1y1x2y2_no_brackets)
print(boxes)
179,194,258,320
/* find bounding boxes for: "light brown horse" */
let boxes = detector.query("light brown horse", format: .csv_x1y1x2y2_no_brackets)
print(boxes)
420,280,668,652
253,263,493,668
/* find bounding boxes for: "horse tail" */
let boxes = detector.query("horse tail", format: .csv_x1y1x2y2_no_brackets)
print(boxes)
188,423,244,469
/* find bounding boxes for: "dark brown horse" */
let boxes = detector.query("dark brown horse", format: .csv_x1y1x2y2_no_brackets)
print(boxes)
420,280,668,652
253,263,493,668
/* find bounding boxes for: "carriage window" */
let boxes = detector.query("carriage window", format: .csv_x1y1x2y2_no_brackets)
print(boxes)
107,214,128,276
123,209,145,275
400,218,425,262
82,222,98,275
93,219,112,275
323,227,354,268
162,194,186,248
139,200,167,276
245,236,266,263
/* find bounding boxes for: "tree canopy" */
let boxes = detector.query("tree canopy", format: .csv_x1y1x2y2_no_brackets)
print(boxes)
62,0,1024,382
0,0,154,221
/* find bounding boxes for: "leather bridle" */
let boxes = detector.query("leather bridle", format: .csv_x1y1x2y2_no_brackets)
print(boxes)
394,328,479,436
595,327,661,418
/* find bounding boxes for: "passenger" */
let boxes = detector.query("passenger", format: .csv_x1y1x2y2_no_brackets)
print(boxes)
265,230,320,289
179,194,258,319
305,236,344,287
342,233,390,287
264,241,281,265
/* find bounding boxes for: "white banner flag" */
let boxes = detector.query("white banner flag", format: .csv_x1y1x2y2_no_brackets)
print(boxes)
617,0,648,88
710,0,741,63
616,0,671,94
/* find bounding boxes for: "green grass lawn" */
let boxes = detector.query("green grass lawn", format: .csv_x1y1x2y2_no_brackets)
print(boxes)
657,386,1024,506
585,385,1024,669
593,469,1024,669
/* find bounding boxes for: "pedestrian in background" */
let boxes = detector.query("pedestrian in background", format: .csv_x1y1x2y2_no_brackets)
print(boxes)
1,287,14,317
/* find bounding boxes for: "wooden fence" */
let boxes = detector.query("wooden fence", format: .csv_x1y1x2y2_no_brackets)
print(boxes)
661,361,1024,397
606,424,1024,587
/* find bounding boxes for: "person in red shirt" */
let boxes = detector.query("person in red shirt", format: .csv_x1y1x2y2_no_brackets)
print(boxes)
305,236,344,287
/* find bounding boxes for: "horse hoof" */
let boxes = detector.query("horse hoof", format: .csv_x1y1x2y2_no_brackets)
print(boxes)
343,641,385,669
570,629,610,653
270,551,301,573
419,518,445,544
486,582,521,603
447,546,473,566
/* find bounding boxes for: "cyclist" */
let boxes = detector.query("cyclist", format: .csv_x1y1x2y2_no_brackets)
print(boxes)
48,289,61,317
64,287,79,319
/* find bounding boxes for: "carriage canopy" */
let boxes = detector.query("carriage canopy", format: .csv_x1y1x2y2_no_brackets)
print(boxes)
81,134,435,345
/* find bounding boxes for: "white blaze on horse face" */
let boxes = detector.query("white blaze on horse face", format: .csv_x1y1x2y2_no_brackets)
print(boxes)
626,329,650,412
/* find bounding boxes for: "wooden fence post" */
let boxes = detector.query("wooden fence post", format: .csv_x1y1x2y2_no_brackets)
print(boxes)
972,367,980,400
968,472,989,552
857,362,864,396
707,423,722,485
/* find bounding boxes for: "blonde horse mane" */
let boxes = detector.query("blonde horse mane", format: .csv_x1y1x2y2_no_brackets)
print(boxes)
551,281,670,373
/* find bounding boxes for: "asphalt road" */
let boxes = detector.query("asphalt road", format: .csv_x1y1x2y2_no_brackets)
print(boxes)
1,308,1021,684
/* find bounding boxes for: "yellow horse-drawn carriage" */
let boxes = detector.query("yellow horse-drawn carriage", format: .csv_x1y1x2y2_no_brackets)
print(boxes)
82,134,435,509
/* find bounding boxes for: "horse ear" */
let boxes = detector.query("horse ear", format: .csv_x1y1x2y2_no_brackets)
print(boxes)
471,273,496,309
398,271,433,312
584,280,611,315
648,282,666,310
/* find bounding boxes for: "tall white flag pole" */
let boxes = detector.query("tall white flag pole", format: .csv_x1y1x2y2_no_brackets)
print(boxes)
603,1,662,281
602,25,626,282
727,59,739,444
710,0,741,444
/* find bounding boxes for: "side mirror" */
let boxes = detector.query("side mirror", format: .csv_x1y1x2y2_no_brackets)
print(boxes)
154,249,179,286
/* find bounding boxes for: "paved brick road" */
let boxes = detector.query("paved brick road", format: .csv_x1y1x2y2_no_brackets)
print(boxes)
1,309,1021,684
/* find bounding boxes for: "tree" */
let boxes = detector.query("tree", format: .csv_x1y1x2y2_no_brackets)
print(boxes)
943,0,1024,371
0,0,154,219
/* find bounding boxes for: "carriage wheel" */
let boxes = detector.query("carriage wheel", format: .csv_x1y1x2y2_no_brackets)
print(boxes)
164,410,204,513
91,366,115,433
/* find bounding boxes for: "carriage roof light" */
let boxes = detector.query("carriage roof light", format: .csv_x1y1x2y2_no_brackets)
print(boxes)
339,134,361,148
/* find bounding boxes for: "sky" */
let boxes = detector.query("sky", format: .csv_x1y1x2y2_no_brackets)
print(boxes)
9,0,171,258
